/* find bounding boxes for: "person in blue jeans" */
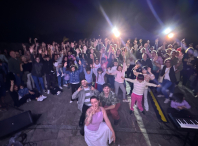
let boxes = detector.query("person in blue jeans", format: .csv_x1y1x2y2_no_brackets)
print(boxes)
154,57,182,103
30,47,46,93
63,60,83,103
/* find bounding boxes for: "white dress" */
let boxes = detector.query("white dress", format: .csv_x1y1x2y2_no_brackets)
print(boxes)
84,122,113,146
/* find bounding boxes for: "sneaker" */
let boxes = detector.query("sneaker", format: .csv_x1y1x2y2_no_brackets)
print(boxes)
57,91,61,95
114,119,120,125
141,111,145,115
43,90,47,94
157,94,164,98
59,86,63,89
195,95,198,98
61,74,64,77
27,99,31,102
129,110,133,115
123,99,129,102
70,100,73,103
41,95,47,99
57,73,60,76
63,84,68,87
47,90,50,94
37,97,43,101
164,98,170,103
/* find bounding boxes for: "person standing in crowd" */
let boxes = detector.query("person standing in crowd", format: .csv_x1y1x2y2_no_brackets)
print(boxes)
125,74,160,114
20,55,34,90
182,48,195,86
29,47,46,93
64,60,83,103
8,51,21,86
133,66,155,111
107,58,127,102
43,55,56,94
98,83,120,125
84,96,116,146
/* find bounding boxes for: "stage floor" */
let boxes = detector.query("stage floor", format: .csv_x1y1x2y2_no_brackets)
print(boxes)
0,82,197,146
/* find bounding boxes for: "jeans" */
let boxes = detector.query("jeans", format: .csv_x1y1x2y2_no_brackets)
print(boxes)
14,74,21,87
97,84,103,92
32,75,45,92
46,73,56,89
157,79,173,99
79,104,91,126
71,83,80,101
114,81,126,99
107,75,115,89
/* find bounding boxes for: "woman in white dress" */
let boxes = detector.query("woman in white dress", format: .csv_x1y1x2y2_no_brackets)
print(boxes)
84,96,116,146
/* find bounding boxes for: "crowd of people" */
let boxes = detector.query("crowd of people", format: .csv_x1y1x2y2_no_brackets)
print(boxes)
0,37,197,145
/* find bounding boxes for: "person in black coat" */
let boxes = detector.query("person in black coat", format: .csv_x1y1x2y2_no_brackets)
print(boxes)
29,47,46,93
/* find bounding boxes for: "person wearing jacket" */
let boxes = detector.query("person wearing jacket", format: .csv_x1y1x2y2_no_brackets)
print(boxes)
42,55,56,94
72,79,99,127
63,60,83,103
30,47,46,93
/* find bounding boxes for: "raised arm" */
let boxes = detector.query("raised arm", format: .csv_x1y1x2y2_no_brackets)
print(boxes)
125,78,135,83
145,82,160,87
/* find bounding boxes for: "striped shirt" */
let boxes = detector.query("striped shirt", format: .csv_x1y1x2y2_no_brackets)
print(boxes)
125,78,157,95
84,87,92,106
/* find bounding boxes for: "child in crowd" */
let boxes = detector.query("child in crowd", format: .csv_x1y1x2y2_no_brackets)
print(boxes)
170,93,191,111
101,57,108,70
133,66,155,111
64,60,83,103
93,67,106,92
107,59,127,102
125,74,160,114
84,66,93,86
93,58,101,70
107,59,118,90
54,53,64,77
63,62,70,88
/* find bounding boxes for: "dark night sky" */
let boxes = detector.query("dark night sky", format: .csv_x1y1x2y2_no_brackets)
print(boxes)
0,0,198,43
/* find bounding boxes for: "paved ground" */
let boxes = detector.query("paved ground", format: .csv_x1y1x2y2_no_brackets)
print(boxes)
0,82,198,146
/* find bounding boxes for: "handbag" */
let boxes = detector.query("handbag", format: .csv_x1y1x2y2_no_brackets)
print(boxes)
158,68,170,83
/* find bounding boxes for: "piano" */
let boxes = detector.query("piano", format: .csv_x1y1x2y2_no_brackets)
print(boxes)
168,113,198,146
168,113,198,130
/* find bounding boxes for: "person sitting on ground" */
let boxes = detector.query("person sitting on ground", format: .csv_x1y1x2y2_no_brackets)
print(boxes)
10,80,46,107
84,96,116,146
124,74,160,115
98,83,120,125
170,93,191,111
72,80,99,128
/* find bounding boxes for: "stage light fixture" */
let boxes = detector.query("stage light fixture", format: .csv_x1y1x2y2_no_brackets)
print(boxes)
168,33,174,38
112,27,120,37
163,28,171,34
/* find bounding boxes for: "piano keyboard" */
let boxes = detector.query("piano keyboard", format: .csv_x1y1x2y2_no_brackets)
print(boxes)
176,118,198,129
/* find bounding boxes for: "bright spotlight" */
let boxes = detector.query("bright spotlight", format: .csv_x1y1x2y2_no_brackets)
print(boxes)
114,31,120,37
163,28,171,34
168,33,174,38
112,27,120,37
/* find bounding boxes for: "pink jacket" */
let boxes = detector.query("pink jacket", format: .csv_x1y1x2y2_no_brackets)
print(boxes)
111,63,127,83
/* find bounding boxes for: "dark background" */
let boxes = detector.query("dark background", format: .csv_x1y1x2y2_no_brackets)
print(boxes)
0,0,198,44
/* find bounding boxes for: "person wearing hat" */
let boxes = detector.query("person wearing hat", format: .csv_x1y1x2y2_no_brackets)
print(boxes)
98,83,120,125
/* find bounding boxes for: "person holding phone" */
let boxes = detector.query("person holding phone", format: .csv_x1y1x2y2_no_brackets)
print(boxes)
72,80,99,129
